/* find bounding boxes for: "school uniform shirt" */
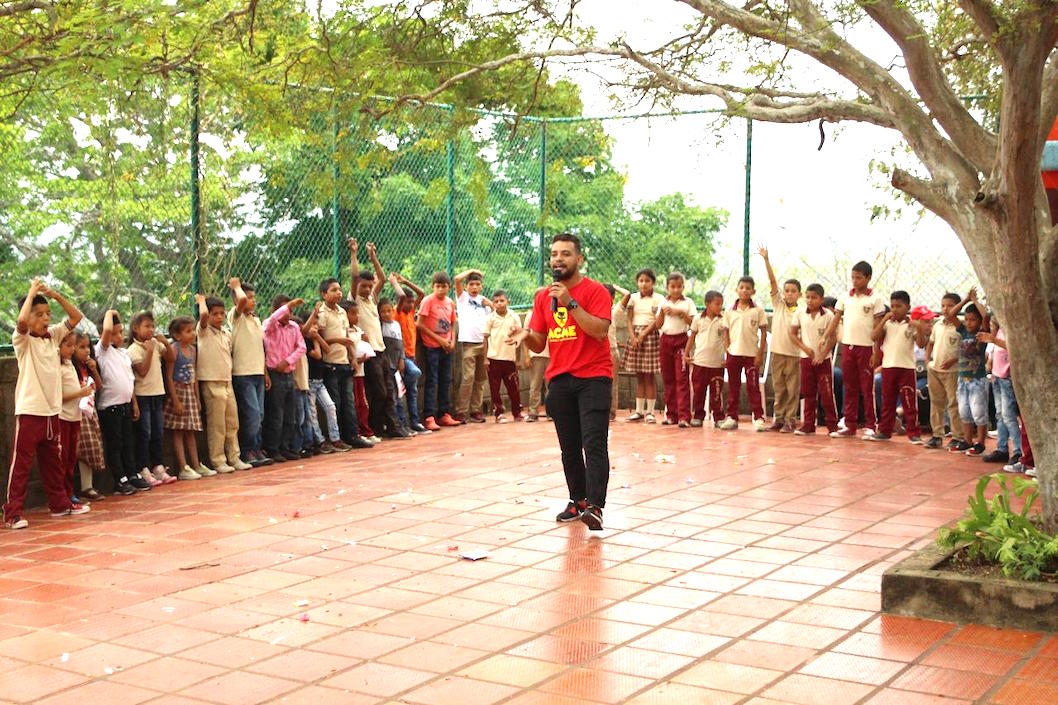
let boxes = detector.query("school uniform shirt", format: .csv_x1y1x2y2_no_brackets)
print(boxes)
791,308,835,359
11,321,70,417
627,292,664,327
928,320,962,371
417,295,455,349
395,309,417,358
658,297,697,336
196,324,233,382
59,360,83,422
484,310,521,361
356,293,385,353
722,303,767,357
228,308,265,376
95,341,136,409
523,308,550,359
528,276,613,381
836,290,886,347
457,291,491,344
881,318,916,369
689,314,725,368
769,292,805,357
317,304,351,365
128,339,166,396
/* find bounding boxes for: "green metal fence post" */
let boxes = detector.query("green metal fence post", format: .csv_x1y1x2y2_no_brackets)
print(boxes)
743,118,753,277
189,69,202,306
539,121,548,287
332,110,341,280
446,136,455,281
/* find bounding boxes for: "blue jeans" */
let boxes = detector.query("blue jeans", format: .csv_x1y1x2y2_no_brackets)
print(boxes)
135,395,164,469
992,377,1022,455
322,365,359,443
957,377,989,426
397,356,423,426
292,389,314,451
232,374,265,453
423,347,452,419
308,379,338,443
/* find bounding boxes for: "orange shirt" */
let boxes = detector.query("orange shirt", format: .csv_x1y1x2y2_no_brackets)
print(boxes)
395,309,417,358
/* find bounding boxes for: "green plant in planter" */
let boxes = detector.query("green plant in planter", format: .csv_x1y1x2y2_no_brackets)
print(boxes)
938,473,1058,581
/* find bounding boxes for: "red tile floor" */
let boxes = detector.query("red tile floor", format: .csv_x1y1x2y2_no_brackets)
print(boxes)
0,418,1055,705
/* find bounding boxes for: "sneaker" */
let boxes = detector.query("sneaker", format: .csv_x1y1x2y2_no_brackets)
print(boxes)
139,469,161,487
5,516,28,529
767,420,784,432
349,436,375,449
627,412,644,422
319,441,336,454
830,429,857,438
1002,461,1024,474
965,443,986,457
718,418,738,430
780,421,795,434
81,488,104,501
794,427,814,436
451,414,468,425
581,504,604,531
152,465,177,485
424,416,443,431
924,437,943,449
526,414,539,423
214,463,236,474
178,465,202,480
909,436,924,445
366,435,382,444
645,413,656,424
438,414,462,427
513,414,526,422
947,440,971,453
865,433,891,441
661,418,674,426
128,475,153,491
280,450,302,460
862,428,876,439
556,500,587,522
268,452,287,464
1025,466,1038,478
114,478,137,495
752,418,767,432
51,503,90,518
197,464,217,477
982,450,1009,463
231,458,252,470
411,423,429,434
678,420,689,429
469,413,486,424
496,416,510,424
690,419,703,428
331,440,353,452
987,429,999,439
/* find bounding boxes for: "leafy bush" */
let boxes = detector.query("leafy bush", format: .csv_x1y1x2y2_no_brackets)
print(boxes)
938,473,1058,581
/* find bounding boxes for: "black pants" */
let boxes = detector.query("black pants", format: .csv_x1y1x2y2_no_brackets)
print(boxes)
322,365,359,443
545,374,612,508
98,403,138,482
264,371,295,453
364,356,400,435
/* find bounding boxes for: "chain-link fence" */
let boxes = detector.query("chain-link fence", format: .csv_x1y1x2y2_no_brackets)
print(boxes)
0,77,981,340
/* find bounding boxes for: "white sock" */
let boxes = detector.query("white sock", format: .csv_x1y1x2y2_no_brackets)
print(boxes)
646,399,656,414
635,398,645,414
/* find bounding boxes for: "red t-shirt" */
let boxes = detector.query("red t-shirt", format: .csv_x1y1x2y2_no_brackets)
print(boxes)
529,276,613,381
416,294,455,349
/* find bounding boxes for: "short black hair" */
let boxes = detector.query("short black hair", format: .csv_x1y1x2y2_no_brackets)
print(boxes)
890,290,910,306
667,271,685,284
232,282,253,298
492,289,508,299
466,272,483,283
704,290,723,304
784,278,802,292
20,294,48,309
823,296,838,309
942,292,961,305
964,303,982,319
99,310,121,329
377,298,394,311
339,299,357,312
128,311,155,342
738,276,755,287
357,271,375,282
552,232,582,254
205,296,225,312
431,271,451,286
319,277,340,295
636,268,657,283
168,316,195,337
852,261,873,278
806,283,825,297
272,294,291,312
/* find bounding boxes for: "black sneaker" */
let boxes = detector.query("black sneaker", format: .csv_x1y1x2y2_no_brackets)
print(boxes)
556,500,587,522
581,504,604,531
982,450,1009,463
924,437,943,449
410,423,429,434
865,433,891,441
127,475,152,492
348,436,375,449
268,452,286,464
385,428,413,439
114,478,137,496
947,440,971,453
965,443,986,457
281,450,301,461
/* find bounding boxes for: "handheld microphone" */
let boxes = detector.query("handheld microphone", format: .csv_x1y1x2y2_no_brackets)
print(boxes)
551,268,563,312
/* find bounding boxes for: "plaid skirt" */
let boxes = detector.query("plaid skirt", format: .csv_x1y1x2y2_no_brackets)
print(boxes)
622,325,661,374
163,381,203,431
77,412,106,471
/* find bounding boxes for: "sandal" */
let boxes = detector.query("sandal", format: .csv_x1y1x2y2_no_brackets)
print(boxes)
645,414,656,424
81,488,104,501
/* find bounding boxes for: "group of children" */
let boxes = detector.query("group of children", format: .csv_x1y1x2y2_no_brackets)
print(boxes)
5,242,1036,530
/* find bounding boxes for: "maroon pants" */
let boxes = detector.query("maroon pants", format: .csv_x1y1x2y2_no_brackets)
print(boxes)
841,344,877,432
726,355,764,421
878,368,919,437
799,358,839,433
487,359,522,416
58,419,81,500
354,376,374,437
4,415,71,520
1019,415,1034,466
659,333,691,423
691,365,724,422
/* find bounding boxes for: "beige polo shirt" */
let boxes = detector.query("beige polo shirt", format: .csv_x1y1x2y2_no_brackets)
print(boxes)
228,308,265,376
294,354,309,391
484,310,521,361
197,324,233,382
723,303,767,357
128,339,166,396
836,290,886,347
317,305,350,365
689,314,725,368
792,308,834,360
11,321,70,417
929,320,962,372
59,359,83,422
627,292,663,327
881,318,916,369
770,291,805,357
658,297,697,335
356,294,384,352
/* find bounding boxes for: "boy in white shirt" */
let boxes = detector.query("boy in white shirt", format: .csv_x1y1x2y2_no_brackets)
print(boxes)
455,269,491,423
656,272,696,427
789,284,838,435
684,291,726,427
718,276,768,431
869,291,927,443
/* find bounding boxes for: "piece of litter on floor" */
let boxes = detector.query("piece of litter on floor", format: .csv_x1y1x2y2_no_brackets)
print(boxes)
103,667,115,675
654,454,676,464
298,613,310,622
270,635,285,645
621,484,631,489
460,549,489,561
320,544,329,551
292,510,300,518
295,599,310,607
318,494,327,501
453,452,463,458
347,540,357,546
60,653,69,662
268,517,278,524
447,544,459,551
337,489,345,495
685,477,695,484
766,458,775,464
161,606,175,613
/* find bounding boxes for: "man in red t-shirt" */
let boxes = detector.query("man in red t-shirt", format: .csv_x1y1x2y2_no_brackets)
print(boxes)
511,233,614,530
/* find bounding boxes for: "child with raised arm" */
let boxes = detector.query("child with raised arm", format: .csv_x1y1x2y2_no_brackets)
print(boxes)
418,272,460,430
96,309,149,494
522,299,550,421
73,333,106,501
824,261,887,438
957,291,991,456
923,292,968,450
869,291,927,443
128,311,176,486
718,276,769,431
483,289,524,423
5,280,88,529
263,295,308,462
789,284,838,435
759,246,805,432
303,303,346,453
317,277,371,449
454,268,491,423
393,274,428,433
197,294,252,473
685,291,726,427
656,272,696,427
163,317,210,479
227,278,268,468
623,269,663,422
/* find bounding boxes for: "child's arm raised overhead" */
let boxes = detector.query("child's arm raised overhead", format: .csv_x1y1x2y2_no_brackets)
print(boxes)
366,242,385,299
16,278,43,335
388,273,406,299
453,268,478,298
196,293,209,331
757,245,779,298
100,308,118,349
397,274,426,306
301,302,321,335
40,283,83,329
229,277,250,315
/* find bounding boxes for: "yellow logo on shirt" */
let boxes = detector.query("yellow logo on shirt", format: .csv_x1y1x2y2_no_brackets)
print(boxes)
549,306,578,342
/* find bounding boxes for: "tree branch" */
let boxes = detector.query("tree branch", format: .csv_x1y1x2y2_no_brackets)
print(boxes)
957,0,1001,42
892,168,960,225
0,0,50,19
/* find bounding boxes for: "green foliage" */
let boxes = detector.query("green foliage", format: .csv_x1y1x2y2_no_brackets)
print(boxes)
938,474,1058,581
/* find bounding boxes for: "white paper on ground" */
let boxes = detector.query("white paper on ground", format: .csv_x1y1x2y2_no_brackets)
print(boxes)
460,549,490,561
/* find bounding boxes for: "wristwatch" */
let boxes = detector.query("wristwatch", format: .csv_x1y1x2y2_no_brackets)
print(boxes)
566,298,579,310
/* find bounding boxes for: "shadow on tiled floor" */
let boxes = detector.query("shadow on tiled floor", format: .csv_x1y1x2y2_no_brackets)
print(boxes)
0,418,1054,704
